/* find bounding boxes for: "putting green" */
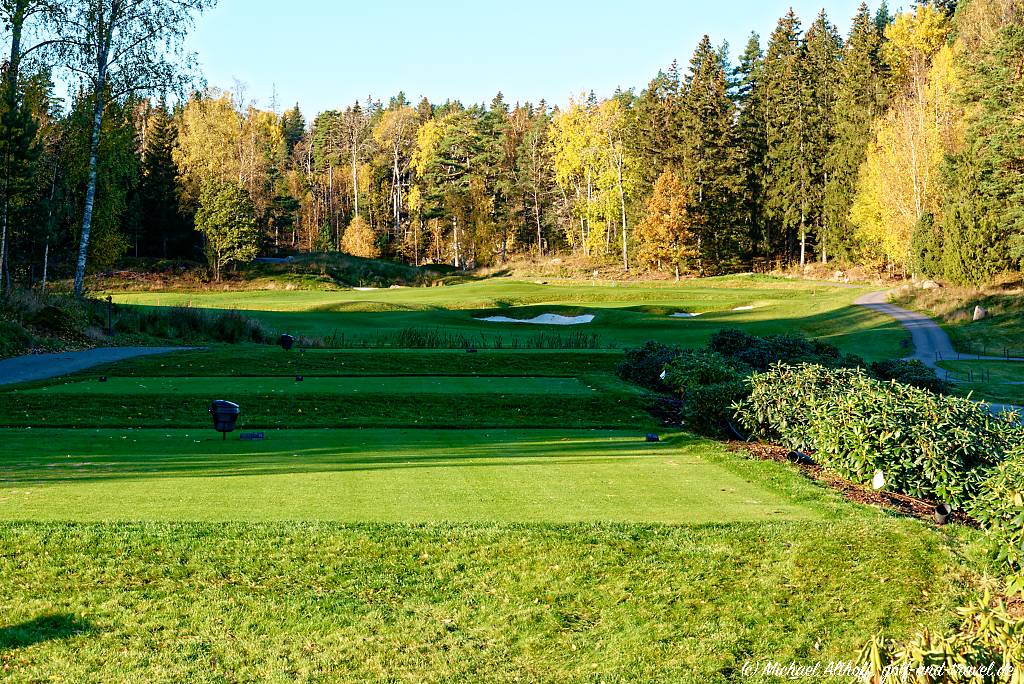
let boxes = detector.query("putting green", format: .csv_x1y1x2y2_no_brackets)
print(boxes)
0,428,823,523
22,375,599,396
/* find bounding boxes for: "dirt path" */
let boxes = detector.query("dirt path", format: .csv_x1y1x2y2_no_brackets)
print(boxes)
0,347,195,386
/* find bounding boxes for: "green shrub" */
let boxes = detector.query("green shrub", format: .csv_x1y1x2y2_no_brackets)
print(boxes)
0,319,32,358
871,358,945,393
707,328,755,359
734,364,1022,505
861,594,1024,681
968,445,1024,577
616,341,681,391
708,327,863,371
663,350,747,434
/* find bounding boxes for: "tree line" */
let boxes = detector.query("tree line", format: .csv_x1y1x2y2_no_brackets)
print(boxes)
1,0,1021,291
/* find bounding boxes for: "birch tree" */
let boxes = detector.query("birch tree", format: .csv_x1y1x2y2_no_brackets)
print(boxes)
58,0,215,296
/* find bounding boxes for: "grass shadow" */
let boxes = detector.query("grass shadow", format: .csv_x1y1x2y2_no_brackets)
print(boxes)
0,614,92,649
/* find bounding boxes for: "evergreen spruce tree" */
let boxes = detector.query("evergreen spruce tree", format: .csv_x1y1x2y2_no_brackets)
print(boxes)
942,24,1024,283
735,33,767,262
281,104,305,156
802,10,842,264
139,99,185,257
759,9,810,265
680,35,744,273
628,62,684,193
0,72,39,289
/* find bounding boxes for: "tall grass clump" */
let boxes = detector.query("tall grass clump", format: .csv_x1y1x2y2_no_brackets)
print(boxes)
114,305,273,344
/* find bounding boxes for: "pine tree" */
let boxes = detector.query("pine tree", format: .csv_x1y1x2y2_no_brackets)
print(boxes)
735,33,767,261
803,10,842,264
760,9,810,265
139,99,185,257
281,104,305,156
824,3,887,264
680,35,744,273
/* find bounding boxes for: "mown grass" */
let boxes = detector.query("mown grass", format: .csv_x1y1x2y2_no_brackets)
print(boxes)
0,520,981,683
21,375,604,397
0,429,820,523
106,276,906,360
0,348,648,429
939,359,1024,406
0,315,992,681
87,347,625,378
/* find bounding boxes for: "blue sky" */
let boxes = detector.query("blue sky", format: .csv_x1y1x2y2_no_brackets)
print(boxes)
186,0,893,116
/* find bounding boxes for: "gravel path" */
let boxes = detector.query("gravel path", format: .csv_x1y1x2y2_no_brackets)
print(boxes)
0,347,195,386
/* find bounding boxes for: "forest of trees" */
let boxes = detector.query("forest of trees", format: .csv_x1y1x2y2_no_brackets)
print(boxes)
1,0,1023,291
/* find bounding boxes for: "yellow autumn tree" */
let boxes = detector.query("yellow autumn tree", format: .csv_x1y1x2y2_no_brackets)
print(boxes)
850,6,958,272
341,215,380,259
175,90,286,223
636,169,693,277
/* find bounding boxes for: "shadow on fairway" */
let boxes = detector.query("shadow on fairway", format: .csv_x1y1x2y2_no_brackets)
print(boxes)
2,432,698,484
0,614,92,650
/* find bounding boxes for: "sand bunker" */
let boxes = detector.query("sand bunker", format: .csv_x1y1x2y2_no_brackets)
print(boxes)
670,312,702,318
732,305,755,311
478,313,595,325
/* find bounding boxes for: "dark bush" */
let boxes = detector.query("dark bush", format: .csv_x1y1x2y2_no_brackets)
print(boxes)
663,349,747,434
708,328,755,359
733,364,1022,505
0,319,32,358
870,358,945,393
616,341,681,390
709,327,862,371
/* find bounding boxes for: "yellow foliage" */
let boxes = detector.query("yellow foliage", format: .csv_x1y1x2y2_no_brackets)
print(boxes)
174,90,285,220
882,4,949,95
341,216,380,259
636,169,693,271
851,39,960,270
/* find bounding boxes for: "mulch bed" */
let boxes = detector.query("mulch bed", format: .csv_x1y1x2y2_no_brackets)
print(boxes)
726,440,979,528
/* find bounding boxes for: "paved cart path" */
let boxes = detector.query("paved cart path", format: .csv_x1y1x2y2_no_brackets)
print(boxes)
0,347,194,386
855,291,1023,415
854,291,1024,370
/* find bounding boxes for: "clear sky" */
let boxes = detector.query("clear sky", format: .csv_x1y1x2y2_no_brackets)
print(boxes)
185,0,894,116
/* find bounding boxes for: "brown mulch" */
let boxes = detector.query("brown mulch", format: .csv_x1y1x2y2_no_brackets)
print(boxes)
726,440,980,528
1007,593,1024,620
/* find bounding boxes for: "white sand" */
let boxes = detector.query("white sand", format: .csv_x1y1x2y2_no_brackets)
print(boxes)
478,313,595,325
732,305,755,311
670,312,702,318
352,287,377,291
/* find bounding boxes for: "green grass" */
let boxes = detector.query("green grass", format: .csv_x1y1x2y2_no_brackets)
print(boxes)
86,347,626,377
0,519,979,683
0,283,991,681
106,276,906,361
0,429,821,523
939,359,1024,406
22,375,604,396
